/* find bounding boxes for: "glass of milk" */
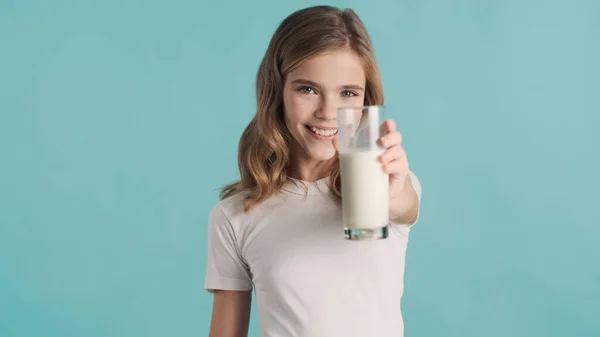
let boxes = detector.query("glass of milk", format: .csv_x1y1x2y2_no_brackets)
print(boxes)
337,106,389,240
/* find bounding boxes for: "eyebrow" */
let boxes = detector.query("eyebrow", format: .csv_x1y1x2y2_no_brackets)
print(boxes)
291,78,365,91
340,84,365,91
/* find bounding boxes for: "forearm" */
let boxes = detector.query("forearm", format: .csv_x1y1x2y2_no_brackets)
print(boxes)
390,174,419,225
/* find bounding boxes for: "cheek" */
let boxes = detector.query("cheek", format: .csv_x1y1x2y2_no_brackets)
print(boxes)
285,94,317,124
348,95,365,106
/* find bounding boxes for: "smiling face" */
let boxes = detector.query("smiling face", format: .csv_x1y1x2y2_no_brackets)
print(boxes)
282,48,366,180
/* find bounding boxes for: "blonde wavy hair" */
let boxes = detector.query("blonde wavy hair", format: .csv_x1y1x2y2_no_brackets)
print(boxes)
220,5,384,210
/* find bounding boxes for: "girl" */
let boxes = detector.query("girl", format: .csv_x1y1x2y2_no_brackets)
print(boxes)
204,5,422,337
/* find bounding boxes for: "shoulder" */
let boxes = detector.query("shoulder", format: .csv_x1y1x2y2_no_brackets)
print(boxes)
208,191,286,231
210,193,245,222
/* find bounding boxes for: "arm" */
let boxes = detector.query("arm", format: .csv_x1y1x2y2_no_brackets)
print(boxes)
376,120,422,226
390,173,420,225
209,290,252,337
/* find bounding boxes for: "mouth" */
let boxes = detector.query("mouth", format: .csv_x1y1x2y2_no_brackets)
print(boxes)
306,125,338,138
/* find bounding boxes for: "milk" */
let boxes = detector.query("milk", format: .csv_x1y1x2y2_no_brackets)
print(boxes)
339,150,389,230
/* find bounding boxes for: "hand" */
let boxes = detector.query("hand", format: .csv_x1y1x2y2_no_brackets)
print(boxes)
332,118,418,222
377,119,415,220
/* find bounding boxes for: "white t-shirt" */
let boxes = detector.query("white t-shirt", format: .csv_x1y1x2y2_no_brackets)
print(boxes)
204,171,422,337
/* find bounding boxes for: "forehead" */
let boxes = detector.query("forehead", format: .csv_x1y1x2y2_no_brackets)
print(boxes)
286,49,366,87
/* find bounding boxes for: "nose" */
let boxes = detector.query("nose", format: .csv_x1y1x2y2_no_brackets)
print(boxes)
314,95,337,121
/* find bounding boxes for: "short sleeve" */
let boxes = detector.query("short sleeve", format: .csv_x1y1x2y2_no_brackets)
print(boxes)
390,170,422,234
204,204,253,293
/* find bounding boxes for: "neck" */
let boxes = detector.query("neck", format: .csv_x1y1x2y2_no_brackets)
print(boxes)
288,156,335,182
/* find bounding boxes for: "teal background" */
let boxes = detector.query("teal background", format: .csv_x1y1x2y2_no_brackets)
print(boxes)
1,0,599,336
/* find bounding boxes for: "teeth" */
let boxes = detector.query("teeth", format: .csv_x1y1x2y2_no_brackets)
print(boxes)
310,126,338,137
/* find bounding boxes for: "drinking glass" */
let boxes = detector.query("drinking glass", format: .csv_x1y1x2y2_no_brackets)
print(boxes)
337,106,389,240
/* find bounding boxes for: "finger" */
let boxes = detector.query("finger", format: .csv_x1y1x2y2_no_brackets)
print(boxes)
378,145,405,165
379,119,396,135
382,159,408,175
378,131,402,149
332,137,339,152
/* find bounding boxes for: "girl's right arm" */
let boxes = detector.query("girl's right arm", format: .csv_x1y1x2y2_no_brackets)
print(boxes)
209,290,252,337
